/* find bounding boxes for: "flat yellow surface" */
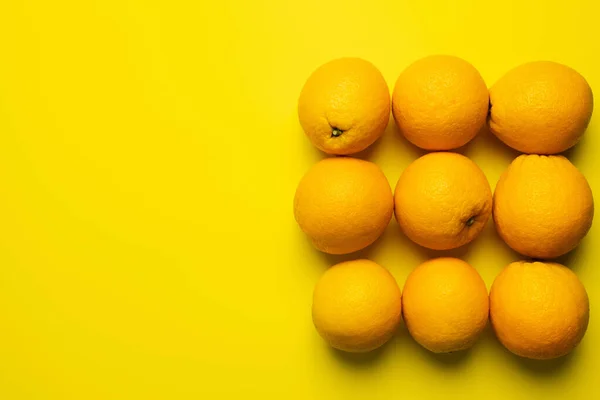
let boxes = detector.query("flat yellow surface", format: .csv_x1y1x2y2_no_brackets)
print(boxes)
0,1,598,399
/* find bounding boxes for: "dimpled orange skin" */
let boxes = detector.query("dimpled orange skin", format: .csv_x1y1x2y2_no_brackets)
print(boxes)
298,58,390,155
493,155,594,259
294,157,393,255
402,257,489,353
392,55,489,150
394,152,492,250
489,61,593,154
490,261,589,360
312,259,402,353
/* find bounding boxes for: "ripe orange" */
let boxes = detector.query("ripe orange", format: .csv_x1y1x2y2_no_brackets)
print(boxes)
490,261,589,360
394,152,492,250
298,58,390,155
392,55,489,150
402,257,489,353
294,157,393,254
312,259,402,352
489,61,593,154
493,155,594,259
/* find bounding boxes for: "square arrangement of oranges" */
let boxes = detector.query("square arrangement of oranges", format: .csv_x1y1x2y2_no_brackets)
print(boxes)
294,56,593,360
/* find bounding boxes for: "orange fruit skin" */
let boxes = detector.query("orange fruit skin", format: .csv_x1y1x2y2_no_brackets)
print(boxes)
402,257,489,353
298,58,390,155
312,259,402,353
392,55,489,150
493,155,594,259
489,61,593,154
294,157,393,255
490,261,589,360
394,152,492,250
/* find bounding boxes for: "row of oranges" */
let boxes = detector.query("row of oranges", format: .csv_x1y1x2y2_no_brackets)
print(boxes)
313,258,587,360
299,56,592,156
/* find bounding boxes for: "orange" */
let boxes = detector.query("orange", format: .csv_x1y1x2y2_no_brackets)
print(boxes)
298,58,390,155
394,152,492,250
312,259,402,352
493,155,594,259
402,257,488,353
490,261,589,360
489,61,593,154
294,157,393,254
392,55,489,150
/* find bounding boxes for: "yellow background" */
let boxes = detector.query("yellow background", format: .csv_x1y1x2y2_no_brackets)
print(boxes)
0,1,598,398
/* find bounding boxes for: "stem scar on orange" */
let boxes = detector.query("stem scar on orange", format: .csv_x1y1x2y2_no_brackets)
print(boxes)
298,58,390,155
394,152,492,250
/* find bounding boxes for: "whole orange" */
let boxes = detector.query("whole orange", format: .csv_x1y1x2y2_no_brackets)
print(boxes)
298,58,390,155
294,157,393,254
490,261,589,360
392,55,489,150
489,61,593,154
394,152,492,250
312,259,402,352
493,155,594,259
402,257,489,353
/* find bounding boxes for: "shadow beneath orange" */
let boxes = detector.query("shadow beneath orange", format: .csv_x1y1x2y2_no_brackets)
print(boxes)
318,243,380,267
484,320,578,378
329,327,402,369
400,223,479,262
429,350,472,366
554,238,588,269
458,124,520,164
351,120,391,161
480,222,591,270
329,346,387,369
416,241,473,261
416,341,473,367
561,137,585,163
483,219,523,260
568,117,599,164
512,351,576,376
396,318,478,367
315,219,415,268
353,116,426,163
357,221,475,266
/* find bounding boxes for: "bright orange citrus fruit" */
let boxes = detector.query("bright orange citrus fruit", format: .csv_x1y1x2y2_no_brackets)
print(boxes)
402,257,489,353
294,157,393,254
493,155,594,259
298,58,390,155
312,259,402,352
392,55,489,150
489,61,593,154
394,152,492,250
490,261,589,360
